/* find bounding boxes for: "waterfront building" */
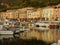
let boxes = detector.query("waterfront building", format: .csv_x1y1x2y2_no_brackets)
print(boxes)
42,7,54,21
0,12,6,19
6,10,19,19
26,7,36,18
37,8,43,20
5,10,13,19
0,7,60,21
18,9,27,19
53,8,60,21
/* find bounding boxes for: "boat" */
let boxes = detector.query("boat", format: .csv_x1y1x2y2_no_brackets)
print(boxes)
34,21,60,30
0,30,14,34
0,34,13,39
34,21,50,30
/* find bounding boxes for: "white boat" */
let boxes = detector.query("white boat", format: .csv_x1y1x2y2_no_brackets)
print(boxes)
34,21,60,30
0,30,14,34
34,22,50,30
0,34,13,39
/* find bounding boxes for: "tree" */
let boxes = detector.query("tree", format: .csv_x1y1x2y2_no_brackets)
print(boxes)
0,5,7,11
0,0,60,11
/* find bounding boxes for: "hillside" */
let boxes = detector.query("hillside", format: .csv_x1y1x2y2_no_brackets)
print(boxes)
0,0,60,11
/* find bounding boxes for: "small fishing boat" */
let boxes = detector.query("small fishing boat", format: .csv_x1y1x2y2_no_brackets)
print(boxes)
0,30,14,34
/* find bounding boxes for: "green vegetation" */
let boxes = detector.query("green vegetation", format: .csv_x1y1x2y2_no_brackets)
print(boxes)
0,0,60,11
0,5,7,11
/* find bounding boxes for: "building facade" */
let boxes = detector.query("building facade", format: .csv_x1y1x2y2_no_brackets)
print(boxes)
42,7,54,21
53,8,60,21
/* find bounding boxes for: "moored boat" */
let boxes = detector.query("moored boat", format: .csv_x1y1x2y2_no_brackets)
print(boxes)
0,30,14,34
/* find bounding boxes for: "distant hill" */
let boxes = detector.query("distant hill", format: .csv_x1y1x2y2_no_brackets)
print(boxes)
0,0,60,11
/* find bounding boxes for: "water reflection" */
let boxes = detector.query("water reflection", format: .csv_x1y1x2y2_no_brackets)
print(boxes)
0,29,60,42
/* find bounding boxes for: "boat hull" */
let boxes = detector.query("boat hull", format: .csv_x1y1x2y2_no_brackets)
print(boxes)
0,30,14,34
